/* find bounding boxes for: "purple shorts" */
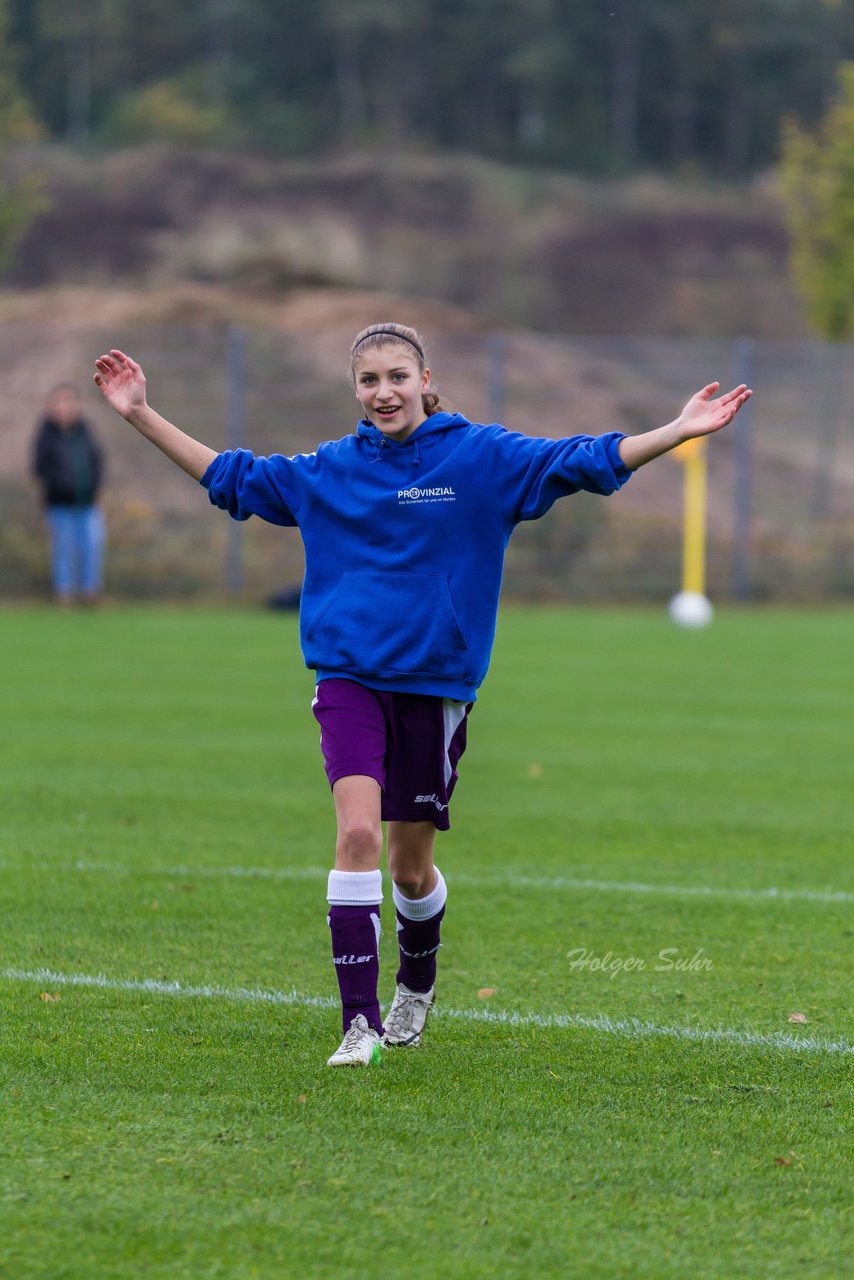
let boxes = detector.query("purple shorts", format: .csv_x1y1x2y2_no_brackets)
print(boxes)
311,678,473,831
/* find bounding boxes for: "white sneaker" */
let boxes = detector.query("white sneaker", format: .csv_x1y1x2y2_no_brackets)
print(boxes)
381,983,435,1048
326,1014,382,1067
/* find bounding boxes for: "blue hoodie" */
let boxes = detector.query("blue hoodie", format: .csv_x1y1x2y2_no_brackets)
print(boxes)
201,412,632,701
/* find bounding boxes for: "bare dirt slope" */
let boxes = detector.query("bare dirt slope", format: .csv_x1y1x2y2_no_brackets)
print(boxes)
7,145,806,339
3,279,852,605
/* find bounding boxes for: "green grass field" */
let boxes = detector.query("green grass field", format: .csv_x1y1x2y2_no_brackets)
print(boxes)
1,604,851,1280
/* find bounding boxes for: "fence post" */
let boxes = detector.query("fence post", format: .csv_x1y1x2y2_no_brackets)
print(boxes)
486,332,507,424
226,325,247,597
730,335,754,601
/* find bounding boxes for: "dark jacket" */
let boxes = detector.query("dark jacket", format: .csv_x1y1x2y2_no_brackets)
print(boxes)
33,419,104,508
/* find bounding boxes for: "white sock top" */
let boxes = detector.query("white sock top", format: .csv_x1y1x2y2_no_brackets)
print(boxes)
392,867,447,921
327,868,383,906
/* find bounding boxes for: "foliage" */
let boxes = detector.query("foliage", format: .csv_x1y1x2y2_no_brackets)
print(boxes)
779,63,854,340
5,0,854,174
104,76,237,148
0,0,45,275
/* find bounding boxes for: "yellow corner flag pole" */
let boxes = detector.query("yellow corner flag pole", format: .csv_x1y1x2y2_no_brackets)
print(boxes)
669,437,712,628
681,439,707,595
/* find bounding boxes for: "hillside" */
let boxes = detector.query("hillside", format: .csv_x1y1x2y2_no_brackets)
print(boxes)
2,278,852,605
6,145,806,339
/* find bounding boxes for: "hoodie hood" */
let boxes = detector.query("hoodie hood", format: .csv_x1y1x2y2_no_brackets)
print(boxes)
356,411,470,468
356,411,469,446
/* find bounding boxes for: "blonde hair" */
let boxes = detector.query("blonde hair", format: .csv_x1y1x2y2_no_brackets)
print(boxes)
350,322,447,416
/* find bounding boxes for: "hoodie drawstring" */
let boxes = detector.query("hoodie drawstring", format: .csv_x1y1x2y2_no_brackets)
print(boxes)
368,435,421,466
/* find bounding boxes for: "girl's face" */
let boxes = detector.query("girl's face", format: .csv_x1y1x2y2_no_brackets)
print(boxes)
353,345,430,442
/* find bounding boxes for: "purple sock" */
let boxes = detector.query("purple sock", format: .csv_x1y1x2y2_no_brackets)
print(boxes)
327,870,383,1035
393,867,447,994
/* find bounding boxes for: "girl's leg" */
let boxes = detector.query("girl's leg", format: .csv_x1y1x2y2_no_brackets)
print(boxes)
387,820,447,997
387,820,437,899
327,774,384,1036
380,694,468,1011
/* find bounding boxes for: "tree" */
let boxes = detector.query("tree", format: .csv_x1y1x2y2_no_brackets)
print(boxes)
0,0,44,276
4,0,854,173
779,62,854,339
609,0,643,170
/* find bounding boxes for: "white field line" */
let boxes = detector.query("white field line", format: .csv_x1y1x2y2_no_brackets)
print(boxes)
2,965,853,1058
2,857,852,906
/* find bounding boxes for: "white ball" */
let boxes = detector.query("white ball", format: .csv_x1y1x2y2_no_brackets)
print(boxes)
668,591,714,629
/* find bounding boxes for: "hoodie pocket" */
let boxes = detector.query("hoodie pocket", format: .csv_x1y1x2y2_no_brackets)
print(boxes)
304,571,471,680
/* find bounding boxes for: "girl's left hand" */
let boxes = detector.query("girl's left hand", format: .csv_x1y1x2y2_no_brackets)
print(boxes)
678,383,752,440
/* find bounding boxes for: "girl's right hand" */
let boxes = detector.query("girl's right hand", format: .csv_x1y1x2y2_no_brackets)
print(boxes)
93,349,147,420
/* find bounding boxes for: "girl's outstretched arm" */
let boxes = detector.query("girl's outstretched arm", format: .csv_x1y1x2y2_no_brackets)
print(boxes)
94,349,218,481
618,382,752,471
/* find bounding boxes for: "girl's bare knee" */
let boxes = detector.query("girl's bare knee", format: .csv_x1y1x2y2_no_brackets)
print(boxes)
336,819,383,870
388,849,438,899
391,870,435,899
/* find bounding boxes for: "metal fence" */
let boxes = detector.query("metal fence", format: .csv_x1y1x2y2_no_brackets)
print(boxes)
3,325,853,603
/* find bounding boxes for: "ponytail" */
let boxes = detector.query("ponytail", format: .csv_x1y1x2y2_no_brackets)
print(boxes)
422,389,445,416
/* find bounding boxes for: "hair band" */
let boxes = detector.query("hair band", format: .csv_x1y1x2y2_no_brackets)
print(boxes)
352,329,424,358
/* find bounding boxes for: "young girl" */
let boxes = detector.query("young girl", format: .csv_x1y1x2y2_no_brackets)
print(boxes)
94,323,751,1067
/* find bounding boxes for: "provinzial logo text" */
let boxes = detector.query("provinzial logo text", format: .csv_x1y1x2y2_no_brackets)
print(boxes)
398,486,457,504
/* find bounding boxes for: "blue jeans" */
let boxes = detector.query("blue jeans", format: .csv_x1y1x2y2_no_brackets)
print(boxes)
46,506,105,598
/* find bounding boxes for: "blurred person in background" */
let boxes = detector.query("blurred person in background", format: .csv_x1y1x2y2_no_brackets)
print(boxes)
32,384,106,607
